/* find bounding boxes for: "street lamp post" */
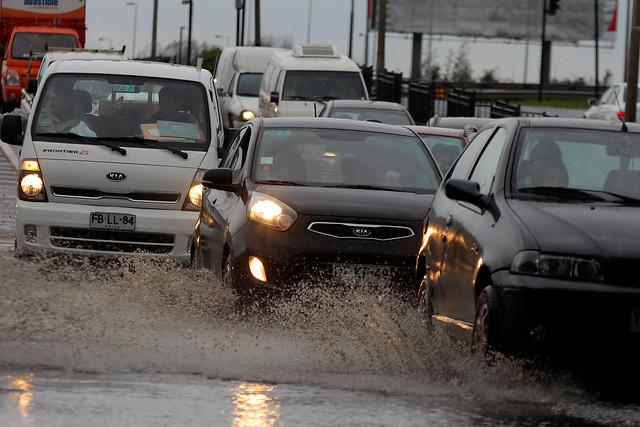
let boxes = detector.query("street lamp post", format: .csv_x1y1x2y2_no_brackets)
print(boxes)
179,26,185,64
98,37,113,49
125,1,137,58
182,0,193,65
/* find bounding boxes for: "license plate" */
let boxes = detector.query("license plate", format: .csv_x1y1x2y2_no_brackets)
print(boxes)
90,212,136,230
333,263,391,285
631,308,640,333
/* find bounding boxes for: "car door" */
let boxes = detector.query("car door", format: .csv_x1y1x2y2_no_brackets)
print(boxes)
200,125,252,274
444,127,508,323
427,127,495,317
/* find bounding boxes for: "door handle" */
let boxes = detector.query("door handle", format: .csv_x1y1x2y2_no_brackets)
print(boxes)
445,215,452,227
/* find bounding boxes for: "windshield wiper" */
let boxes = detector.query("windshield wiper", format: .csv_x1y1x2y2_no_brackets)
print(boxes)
36,132,126,155
518,187,606,202
586,190,640,206
107,136,189,159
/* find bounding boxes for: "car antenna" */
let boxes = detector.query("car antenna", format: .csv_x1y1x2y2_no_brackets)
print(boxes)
615,92,628,132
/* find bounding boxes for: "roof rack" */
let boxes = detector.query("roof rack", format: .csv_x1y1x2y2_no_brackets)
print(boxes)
45,46,127,55
292,44,339,58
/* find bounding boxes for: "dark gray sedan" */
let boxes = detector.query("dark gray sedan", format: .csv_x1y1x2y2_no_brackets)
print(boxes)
417,117,640,358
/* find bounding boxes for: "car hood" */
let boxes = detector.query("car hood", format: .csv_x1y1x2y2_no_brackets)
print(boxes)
33,141,206,210
257,184,433,221
509,200,640,258
236,95,258,112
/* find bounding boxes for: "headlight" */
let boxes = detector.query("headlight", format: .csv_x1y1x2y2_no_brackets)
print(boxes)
510,250,603,281
6,69,20,87
247,192,297,231
241,110,255,121
182,169,206,211
18,159,47,202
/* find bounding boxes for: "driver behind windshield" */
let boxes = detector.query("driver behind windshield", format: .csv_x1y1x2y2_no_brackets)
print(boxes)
35,84,97,137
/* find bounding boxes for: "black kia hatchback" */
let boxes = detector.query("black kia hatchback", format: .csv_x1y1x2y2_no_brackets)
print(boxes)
192,117,442,300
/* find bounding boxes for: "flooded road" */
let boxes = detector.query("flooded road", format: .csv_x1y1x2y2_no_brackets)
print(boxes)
1,251,639,426
1,141,640,426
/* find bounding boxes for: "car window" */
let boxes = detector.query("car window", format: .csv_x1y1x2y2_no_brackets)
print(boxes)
282,71,367,101
236,73,262,97
32,73,211,150
469,128,507,195
419,134,465,174
329,107,413,125
221,127,249,169
449,127,495,180
253,127,440,193
514,128,640,200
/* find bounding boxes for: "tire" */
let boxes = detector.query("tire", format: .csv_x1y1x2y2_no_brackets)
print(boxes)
417,274,435,331
471,286,502,356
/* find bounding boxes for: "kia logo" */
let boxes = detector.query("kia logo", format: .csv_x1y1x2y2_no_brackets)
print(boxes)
106,172,127,182
353,228,372,237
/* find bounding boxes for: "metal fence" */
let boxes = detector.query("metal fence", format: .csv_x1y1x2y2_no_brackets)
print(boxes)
374,70,566,124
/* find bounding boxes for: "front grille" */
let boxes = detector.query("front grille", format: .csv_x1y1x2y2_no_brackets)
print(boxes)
608,258,640,287
51,186,181,203
50,227,174,254
307,222,415,241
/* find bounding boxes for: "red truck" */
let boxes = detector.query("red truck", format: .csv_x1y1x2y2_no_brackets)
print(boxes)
0,0,85,112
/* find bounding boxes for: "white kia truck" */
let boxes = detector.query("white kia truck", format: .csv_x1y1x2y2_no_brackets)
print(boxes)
1,58,225,262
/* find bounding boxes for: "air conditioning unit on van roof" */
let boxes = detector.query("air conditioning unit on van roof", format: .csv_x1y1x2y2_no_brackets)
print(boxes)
292,44,340,58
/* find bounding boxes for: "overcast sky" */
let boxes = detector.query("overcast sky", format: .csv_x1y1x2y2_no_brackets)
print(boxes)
84,0,630,85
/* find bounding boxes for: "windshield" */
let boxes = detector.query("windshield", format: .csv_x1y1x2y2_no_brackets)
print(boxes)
419,134,465,174
329,107,413,125
513,128,640,201
253,127,440,193
11,33,78,59
236,73,262,96
32,74,211,151
282,71,367,101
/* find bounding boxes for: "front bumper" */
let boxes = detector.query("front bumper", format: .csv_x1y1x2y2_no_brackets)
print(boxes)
492,270,640,351
16,199,198,262
228,217,422,295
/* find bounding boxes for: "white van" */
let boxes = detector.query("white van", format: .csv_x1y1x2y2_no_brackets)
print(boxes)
258,44,368,118
215,46,284,128
1,59,225,262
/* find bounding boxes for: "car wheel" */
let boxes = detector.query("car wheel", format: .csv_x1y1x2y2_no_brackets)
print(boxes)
471,286,502,356
417,274,434,331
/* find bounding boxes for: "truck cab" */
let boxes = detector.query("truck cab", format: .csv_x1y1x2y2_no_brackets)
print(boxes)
0,26,80,113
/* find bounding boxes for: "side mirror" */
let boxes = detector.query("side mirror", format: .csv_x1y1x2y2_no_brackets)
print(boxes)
26,78,37,94
202,167,241,193
1,114,24,146
445,179,487,210
588,98,598,106
270,91,279,104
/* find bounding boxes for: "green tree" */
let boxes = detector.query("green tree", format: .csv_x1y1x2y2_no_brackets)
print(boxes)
479,68,500,84
444,42,473,82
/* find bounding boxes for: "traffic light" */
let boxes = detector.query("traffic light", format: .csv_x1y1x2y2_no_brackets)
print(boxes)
548,0,560,16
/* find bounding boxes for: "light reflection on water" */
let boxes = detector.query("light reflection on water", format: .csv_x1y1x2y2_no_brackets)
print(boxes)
6,373,34,421
231,383,280,426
